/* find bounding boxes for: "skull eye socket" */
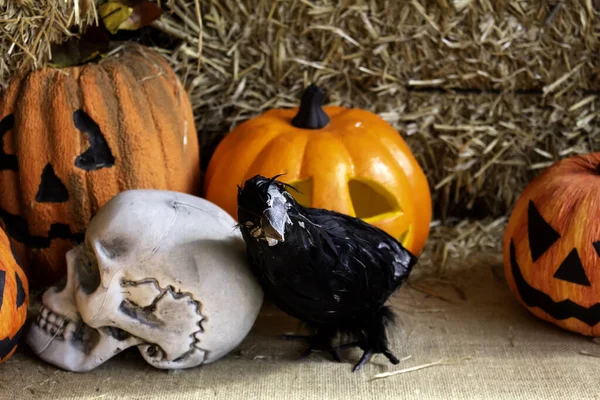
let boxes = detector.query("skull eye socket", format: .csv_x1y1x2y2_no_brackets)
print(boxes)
527,200,560,262
76,250,101,294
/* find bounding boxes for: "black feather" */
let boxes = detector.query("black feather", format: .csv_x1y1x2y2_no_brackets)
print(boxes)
237,175,418,371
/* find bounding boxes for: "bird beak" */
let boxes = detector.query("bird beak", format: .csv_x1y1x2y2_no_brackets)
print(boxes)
261,206,287,242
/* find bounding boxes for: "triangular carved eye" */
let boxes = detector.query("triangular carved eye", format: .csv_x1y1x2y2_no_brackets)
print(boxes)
0,270,4,311
0,114,17,171
593,241,600,258
348,179,400,219
15,272,25,308
554,248,591,286
528,201,560,262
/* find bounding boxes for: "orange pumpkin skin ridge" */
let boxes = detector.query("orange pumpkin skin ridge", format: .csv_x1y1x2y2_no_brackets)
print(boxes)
205,105,431,256
0,43,200,287
503,153,600,336
0,227,28,364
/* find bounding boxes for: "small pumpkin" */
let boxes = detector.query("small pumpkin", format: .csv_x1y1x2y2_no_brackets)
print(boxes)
0,227,28,364
504,153,600,336
0,43,200,287
205,84,431,256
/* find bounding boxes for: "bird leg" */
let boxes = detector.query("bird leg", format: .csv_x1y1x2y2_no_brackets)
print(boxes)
350,346,401,372
352,349,373,372
383,349,400,364
344,339,401,372
281,331,340,362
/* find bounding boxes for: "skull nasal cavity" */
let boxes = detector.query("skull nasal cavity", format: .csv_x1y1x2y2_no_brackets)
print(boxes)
35,164,69,203
73,109,115,171
348,179,399,219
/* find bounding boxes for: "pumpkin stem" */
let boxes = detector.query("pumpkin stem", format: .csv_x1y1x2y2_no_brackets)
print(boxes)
291,84,330,129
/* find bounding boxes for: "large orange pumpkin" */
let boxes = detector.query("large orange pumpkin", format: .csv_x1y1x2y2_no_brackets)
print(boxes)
504,153,600,336
0,226,28,364
0,43,200,287
205,84,431,255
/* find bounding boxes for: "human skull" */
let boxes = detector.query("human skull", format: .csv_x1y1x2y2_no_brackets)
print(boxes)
26,190,263,372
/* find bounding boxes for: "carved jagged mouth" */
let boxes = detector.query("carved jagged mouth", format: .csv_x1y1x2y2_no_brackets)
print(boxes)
35,306,82,341
510,240,600,327
0,208,85,249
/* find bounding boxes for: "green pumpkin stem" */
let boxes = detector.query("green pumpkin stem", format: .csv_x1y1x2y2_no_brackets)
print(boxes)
291,84,330,129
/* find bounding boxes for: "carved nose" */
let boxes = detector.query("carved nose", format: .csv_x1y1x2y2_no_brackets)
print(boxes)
553,248,591,287
35,163,68,203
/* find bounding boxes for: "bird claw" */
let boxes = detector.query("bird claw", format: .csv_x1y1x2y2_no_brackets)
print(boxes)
281,334,400,371
352,350,373,372
383,349,400,365
352,347,401,372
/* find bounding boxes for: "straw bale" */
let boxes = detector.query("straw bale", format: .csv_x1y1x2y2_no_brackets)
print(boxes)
178,0,599,220
399,91,600,220
0,0,97,87
1,0,599,222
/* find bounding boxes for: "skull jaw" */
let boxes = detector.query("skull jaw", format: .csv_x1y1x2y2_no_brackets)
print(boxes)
26,320,142,372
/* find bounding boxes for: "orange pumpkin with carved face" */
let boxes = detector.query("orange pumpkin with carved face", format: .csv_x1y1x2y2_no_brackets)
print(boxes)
0,226,28,364
504,153,600,336
205,84,431,256
0,43,200,287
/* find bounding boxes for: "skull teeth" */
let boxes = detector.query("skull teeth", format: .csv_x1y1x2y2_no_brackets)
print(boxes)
36,306,77,341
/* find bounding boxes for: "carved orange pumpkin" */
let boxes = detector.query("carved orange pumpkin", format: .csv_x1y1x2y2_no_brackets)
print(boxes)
504,153,600,336
0,226,28,364
0,43,200,287
205,84,431,255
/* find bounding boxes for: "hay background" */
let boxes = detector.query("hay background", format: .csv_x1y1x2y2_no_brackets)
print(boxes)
1,0,599,223
187,0,600,221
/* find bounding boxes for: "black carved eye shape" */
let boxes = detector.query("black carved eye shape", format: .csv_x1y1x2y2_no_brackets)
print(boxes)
593,242,600,258
528,201,560,262
0,114,17,171
73,109,115,171
0,270,25,312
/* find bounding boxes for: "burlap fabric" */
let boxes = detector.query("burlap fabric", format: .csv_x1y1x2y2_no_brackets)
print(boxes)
1,252,599,399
